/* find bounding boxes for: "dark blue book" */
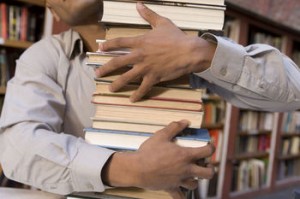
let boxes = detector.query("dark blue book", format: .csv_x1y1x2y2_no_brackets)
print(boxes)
84,127,210,151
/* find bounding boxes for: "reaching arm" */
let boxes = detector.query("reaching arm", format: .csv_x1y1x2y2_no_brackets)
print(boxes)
96,2,300,112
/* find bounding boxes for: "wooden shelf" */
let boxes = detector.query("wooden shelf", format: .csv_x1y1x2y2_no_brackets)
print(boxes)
202,123,224,130
233,152,269,161
239,130,272,136
0,87,6,94
281,133,300,138
276,176,300,186
0,40,33,49
15,0,45,7
277,153,300,160
202,94,222,101
230,185,269,199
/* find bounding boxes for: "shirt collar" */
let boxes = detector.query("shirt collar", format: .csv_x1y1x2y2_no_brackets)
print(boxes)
58,29,84,60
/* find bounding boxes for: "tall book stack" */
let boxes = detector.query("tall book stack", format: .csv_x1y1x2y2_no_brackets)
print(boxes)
84,51,210,199
82,0,225,198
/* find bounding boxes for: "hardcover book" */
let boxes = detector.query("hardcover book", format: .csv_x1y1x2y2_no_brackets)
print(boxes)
102,0,225,30
84,127,211,150
94,104,204,128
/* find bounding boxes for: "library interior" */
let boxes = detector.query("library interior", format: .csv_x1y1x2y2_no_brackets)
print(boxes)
0,0,299,199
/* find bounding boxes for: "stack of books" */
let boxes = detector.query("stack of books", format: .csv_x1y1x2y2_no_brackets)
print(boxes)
82,0,225,198
85,63,210,151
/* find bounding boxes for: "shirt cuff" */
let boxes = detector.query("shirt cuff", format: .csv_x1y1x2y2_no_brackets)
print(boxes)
70,139,115,193
195,33,247,84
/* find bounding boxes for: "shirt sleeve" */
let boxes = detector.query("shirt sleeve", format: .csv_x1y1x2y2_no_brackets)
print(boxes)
191,33,300,112
0,39,115,195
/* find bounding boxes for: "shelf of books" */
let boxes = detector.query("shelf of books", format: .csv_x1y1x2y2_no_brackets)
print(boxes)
276,111,300,183
292,40,300,68
0,0,45,189
0,0,45,96
218,3,300,198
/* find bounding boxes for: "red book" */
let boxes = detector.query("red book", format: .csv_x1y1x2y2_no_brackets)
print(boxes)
20,6,28,41
0,3,8,40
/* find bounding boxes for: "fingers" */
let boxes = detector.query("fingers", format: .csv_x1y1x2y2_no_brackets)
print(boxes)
189,164,215,180
130,75,157,102
180,178,198,190
99,36,137,52
96,52,137,77
136,2,161,28
155,120,190,141
110,67,145,93
189,143,215,160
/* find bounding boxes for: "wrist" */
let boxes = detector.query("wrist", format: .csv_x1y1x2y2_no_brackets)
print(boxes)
101,151,140,187
187,36,216,73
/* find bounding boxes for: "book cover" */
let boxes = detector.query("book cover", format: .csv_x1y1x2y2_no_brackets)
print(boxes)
84,127,210,150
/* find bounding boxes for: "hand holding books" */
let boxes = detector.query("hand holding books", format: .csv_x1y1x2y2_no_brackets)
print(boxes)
101,120,215,198
96,2,217,102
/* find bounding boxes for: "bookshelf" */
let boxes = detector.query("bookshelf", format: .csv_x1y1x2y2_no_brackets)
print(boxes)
0,0,45,94
213,1,300,199
0,0,45,188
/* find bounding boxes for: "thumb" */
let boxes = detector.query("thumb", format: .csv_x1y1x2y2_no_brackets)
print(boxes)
136,2,161,28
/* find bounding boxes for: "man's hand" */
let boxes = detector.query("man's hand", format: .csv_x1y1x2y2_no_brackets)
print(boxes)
102,120,215,199
96,3,216,102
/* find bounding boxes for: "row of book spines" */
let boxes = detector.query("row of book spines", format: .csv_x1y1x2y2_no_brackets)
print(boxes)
0,49,18,87
277,159,300,180
236,134,271,154
281,136,300,156
209,129,223,162
231,158,267,192
239,111,274,132
0,3,40,42
281,111,300,133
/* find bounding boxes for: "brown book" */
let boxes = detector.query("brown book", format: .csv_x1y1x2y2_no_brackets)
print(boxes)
105,25,199,40
92,94,202,111
94,104,203,128
93,66,194,89
94,81,203,103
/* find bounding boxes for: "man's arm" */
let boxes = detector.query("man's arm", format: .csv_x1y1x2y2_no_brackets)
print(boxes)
96,3,300,112
0,39,115,195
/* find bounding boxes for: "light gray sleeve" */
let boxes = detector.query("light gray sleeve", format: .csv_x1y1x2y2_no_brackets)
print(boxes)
0,39,114,195
191,33,300,112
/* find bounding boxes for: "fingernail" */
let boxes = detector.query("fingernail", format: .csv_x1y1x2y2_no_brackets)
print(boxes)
109,84,115,92
95,69,101,77
98,43,103,51
137,2,145,9
130,96,137,103
180,119,190,125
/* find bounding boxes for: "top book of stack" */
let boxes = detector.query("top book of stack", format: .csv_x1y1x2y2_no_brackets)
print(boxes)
102,0,225,31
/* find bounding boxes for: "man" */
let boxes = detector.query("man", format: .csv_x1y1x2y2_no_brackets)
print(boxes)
0,1,214,199
97,3,300,111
